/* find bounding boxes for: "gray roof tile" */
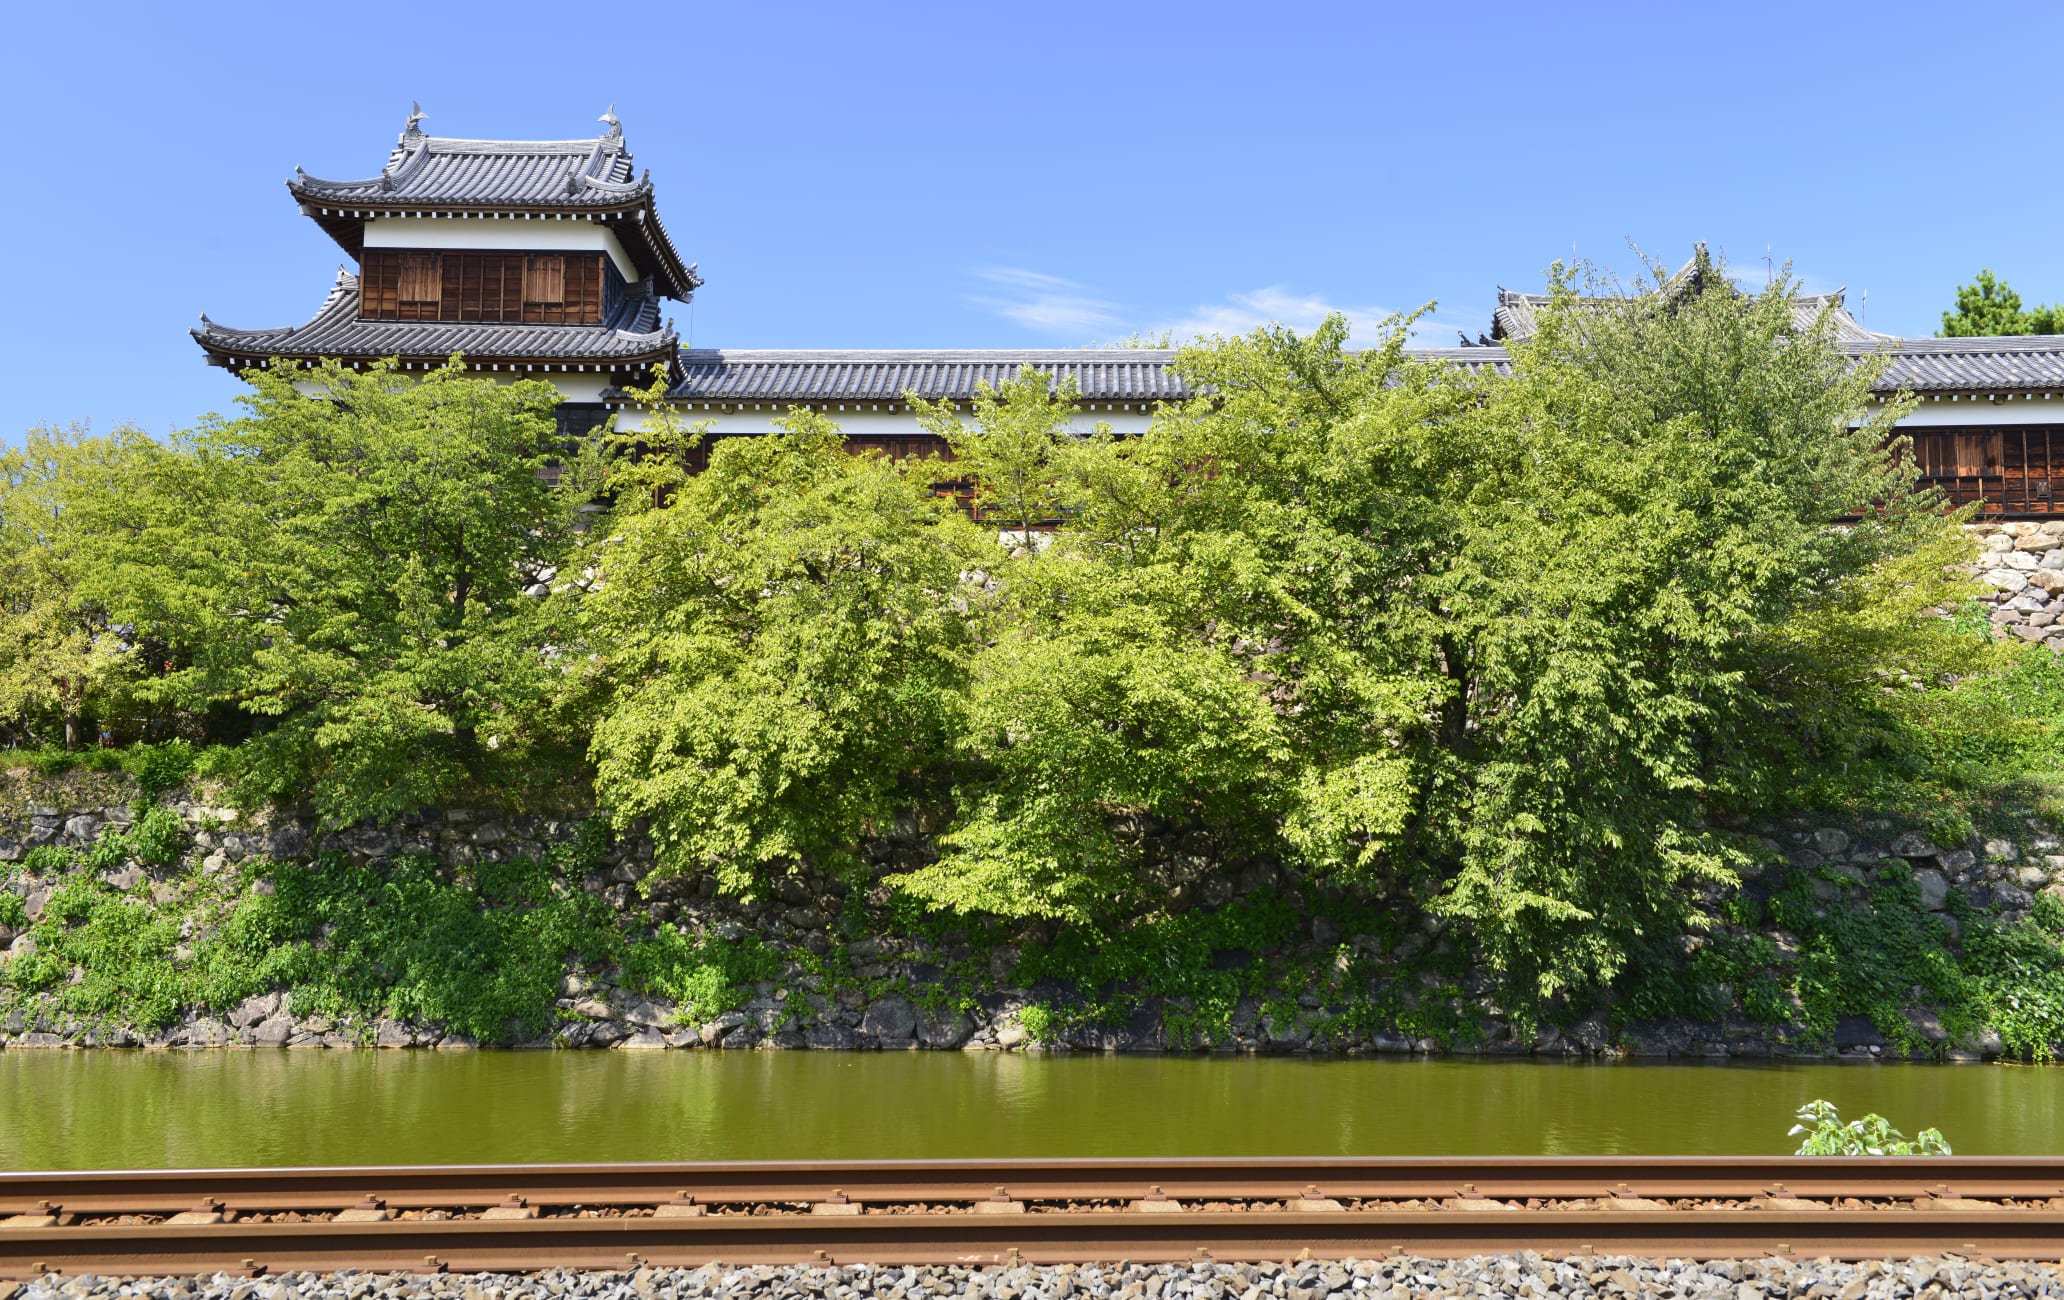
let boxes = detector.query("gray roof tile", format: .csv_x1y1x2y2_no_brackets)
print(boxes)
192,269,677,370
668,350,1192,402
644,339,2064,406
656,347,1511,404
290,123,647,210
1859,336,2064,393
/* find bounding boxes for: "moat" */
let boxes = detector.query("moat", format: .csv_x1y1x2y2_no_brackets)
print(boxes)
3,1053,2057,1170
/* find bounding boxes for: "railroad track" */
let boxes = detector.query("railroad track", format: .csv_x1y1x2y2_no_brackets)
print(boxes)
4,1157,2063,1276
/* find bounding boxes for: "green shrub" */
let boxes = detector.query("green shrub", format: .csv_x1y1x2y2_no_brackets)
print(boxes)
124,805,186,867
1016,1003,1057,1044
80,805,186,873
238,854,623,1041
0,848,629,1043
621,925,782,1019
4,877,187,1027
1962,892,2064,1060
1790,1099,1950,1155
126,741,198,800
20,845,78,875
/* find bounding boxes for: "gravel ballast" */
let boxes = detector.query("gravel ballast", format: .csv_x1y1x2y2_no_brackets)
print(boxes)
10,1256,2064,1300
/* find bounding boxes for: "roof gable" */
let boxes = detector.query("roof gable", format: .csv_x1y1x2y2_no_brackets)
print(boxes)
293,131,648,209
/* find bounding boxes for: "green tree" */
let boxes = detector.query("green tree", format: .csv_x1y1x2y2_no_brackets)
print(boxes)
909,366,1093,541
597,363,711,514
1422,253,1957,995
891,528,1296,922
584,408,988,893
896,251,1974,1002
1941,269,2064,336
0,426,159,749
62,359,581,822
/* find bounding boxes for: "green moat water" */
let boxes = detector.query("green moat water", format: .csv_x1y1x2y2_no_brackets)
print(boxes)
3,1054,2059,1169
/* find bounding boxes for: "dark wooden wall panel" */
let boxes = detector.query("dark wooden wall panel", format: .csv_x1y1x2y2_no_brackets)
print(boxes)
1912,426,2064,515
359,250,608,324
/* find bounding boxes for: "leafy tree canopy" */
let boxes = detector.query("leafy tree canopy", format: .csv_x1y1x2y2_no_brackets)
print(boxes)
900,249,1978,997
0,256,2019,1004
22,359,586,824
582,407,990,893
908,365,1100,541
1941,269,2064,336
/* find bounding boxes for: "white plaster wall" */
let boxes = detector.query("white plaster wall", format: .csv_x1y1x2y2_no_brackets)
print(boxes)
292,372,616,402
552,375,613,403
363,216,640,281
612,406,1157,437
1881,396,2064,427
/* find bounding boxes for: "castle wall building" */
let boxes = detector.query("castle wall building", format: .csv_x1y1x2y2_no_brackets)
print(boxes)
198,111,2064,517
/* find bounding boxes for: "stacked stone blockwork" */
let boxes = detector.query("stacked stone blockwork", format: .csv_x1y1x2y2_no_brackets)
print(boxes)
1970,521,2064,646
2,787,2060,1060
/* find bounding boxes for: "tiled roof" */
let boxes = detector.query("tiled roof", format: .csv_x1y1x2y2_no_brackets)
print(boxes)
1491,289,1893,345
1460,325,2064,396
290,115,647,210
1858,336,2064,394
664,350,1192,403
191,269,678,372
651,347,1511,405
628,338,2064,407
286,109,699,301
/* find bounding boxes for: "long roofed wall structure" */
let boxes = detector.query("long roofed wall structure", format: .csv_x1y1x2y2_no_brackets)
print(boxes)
197,110,2064,517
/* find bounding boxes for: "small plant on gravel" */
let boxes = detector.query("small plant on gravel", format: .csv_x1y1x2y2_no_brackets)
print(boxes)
1789,1099,1952,1155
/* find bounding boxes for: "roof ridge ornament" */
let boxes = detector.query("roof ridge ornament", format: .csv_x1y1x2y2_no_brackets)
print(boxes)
599,104,622,138
404,102,428,138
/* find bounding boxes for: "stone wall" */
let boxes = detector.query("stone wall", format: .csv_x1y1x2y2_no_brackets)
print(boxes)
1,789,2060,1060
1968,520,2064,647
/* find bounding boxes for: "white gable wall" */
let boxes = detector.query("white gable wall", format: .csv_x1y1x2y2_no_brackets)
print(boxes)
363,216,642,282
1883,395,2064,426
611,405,1156,437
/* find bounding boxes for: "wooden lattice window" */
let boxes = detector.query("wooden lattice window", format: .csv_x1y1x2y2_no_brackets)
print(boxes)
524,255,566,305
360,249,601,323
397,253,442,306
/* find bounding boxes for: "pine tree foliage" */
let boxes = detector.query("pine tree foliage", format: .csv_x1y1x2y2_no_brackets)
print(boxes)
1941,269,2064,336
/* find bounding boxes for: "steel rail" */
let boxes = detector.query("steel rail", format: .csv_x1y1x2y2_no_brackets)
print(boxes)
2,1159,2062,1275
5,1211,2064,1274
4,1157,2063,1214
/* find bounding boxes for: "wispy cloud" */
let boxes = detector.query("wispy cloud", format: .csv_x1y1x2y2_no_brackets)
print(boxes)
1727,268,1845,300
1163,287,1486,349
971,267,1122,335
972,272,1490,349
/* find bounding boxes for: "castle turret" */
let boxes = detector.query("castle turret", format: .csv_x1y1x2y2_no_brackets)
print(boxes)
193,105,699,413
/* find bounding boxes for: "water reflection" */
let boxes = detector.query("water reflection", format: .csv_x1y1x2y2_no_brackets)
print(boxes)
0,1051,2055,1170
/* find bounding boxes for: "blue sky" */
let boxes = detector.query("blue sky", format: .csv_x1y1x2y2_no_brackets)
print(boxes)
6,0,2062,439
